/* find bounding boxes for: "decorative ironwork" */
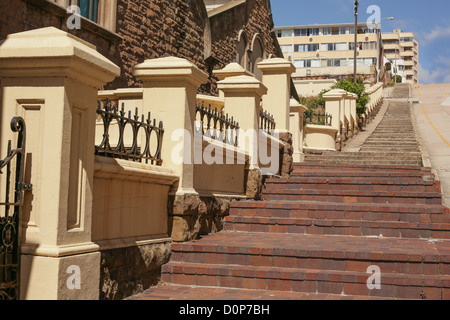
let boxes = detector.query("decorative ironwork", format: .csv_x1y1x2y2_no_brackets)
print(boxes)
0,117,28,300
259,109,276,136
96,99,164,166
195,101,240,147
305,112,333,126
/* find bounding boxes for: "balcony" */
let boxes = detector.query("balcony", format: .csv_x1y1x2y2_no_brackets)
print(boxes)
383,44,399,50
401,51,414,57
401,42,414,48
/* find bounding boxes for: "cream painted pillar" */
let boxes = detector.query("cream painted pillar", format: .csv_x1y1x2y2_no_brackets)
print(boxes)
349,93,358,135
257,58,295,133
134,57,208,195
323,89,345,151
0,27,120,300
217,75,267,169
213,62,253,99
289,99,307,163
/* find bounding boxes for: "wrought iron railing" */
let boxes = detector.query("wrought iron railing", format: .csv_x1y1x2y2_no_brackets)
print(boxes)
0,117,30,300
259,109,276,136
195,101,240,147
96,99,164,166
305,112,333,126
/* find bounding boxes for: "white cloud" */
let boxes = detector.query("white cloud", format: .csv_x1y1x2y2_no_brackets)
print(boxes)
419,59,450,84
419,26,450,45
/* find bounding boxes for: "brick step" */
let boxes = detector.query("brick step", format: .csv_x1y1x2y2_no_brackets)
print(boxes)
293,163,430,173
168,232,450,276
262,189,442,205
129,283,401,300
229,200,450,223
302,160,423,166
291,170,430,178
161,261,449,299
164,232,450,299
264,177,439,193
223,215,450,239
360,148,421,153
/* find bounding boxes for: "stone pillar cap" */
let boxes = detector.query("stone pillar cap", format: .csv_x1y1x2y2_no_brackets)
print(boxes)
217,75,268,96
0,27,120,87
257,58,296,74
213,62,253,80
322,89,347,99
290,98,308,113
134,56,209,87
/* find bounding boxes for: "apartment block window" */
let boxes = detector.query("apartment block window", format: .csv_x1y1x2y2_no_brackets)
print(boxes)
401,37,414,42
293,60,320,68
280,45,293,55
349,58,376,66
294,28,320,37
277,29,293,38
323,27,346,36
77,0,99,23
349,41,376,51
326,59,347,67
294,43,319,52
321,42,347,51
357,27,376,34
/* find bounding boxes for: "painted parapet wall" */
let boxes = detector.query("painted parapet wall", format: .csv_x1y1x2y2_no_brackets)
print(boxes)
92,156,178,300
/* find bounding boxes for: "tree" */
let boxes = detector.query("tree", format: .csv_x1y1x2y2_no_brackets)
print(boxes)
330,78,370,116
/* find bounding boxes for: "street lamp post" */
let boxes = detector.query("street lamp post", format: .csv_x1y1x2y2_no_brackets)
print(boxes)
353,0,359,83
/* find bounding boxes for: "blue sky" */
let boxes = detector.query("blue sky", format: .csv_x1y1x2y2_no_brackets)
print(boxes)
270,0,450,84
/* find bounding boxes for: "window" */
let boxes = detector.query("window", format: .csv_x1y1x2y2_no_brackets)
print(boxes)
277,29,293,38
78,0,99,23
349,42,376,51
293,60,320,68
357,27,376,34
321,43,347,51
348,58,376,66
327,59,347,67
322,27,346,36
294,44,319,52
294,28,319,37
280,45,293,55
401,37,414,42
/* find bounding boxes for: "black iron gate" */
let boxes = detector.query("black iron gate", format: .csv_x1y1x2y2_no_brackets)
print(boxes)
0,117,29,300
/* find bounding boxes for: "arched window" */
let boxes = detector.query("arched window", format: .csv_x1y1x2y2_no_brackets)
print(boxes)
250,34,266,80
236,30,249,71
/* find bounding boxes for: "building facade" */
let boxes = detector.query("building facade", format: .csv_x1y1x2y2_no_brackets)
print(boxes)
1,0,282,95
274,23,384,84
382,29,419,84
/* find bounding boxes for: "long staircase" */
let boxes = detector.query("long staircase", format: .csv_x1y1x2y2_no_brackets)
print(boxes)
129,84,450,300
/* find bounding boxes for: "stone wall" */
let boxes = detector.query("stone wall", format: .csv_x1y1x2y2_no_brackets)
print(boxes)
208,0,280,95
1,0,281,94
